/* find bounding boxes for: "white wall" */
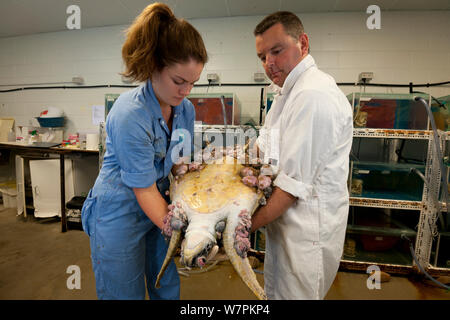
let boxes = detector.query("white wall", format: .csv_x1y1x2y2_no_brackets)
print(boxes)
0,10,449,137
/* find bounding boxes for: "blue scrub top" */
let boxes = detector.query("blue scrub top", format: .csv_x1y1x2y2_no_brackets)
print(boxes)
90,80,195,214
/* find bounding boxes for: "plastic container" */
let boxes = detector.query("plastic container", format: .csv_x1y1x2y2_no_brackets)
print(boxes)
2,192,17,208
0,183,17,208
7,129,15,142
36,117,65,128
40,107,63,118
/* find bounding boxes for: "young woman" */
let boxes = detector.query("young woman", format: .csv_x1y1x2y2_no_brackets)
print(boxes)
81,3,207,300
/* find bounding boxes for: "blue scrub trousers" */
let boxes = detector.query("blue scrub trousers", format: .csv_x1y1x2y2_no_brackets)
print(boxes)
82,179,179,300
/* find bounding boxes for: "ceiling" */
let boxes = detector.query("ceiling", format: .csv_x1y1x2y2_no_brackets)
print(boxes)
1,0,449,38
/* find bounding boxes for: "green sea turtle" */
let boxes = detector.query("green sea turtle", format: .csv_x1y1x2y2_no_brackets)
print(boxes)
156,151,274,300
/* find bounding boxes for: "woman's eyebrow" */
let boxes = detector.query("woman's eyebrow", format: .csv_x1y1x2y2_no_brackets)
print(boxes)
174,75,200,83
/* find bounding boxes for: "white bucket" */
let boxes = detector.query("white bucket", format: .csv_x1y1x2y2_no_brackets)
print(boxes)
86,133,99,150
0,187,17,208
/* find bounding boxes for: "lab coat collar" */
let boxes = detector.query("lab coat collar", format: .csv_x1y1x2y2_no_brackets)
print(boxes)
268,82,282,95
280,54,316,96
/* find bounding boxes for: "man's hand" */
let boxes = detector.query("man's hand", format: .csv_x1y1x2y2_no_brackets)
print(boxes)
246,136,263,165
251,186,297,232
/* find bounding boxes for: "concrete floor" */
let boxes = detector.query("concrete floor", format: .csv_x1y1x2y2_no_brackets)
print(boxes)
0,206,449,300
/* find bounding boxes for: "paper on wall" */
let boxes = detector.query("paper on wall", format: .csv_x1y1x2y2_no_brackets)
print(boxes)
92,105,105,126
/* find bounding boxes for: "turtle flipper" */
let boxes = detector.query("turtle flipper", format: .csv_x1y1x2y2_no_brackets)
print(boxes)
156,202,188,288
223,218,267,300
155,229,182,289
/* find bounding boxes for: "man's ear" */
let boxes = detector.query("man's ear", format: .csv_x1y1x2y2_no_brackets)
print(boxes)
299,33,309,57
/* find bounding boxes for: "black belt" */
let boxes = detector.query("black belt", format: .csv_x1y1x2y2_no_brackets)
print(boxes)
156,176,170,203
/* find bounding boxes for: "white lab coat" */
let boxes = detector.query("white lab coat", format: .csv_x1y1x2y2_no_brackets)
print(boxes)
256,55,353,299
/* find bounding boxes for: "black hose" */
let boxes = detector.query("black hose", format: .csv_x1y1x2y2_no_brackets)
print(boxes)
402,235,450,290
1,80,450,93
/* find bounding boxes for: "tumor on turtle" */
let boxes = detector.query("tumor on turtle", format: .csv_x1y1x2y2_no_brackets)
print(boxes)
155,145,276,300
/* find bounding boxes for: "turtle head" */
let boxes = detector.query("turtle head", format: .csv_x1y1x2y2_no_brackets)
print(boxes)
181,230,217,268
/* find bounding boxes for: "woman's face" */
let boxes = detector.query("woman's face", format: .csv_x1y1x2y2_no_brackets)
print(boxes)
152,59,204,108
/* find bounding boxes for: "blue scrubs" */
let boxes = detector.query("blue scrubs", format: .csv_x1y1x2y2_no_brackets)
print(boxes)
81,80,195,300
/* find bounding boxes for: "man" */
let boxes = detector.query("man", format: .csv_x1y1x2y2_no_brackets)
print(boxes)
250,11,353,299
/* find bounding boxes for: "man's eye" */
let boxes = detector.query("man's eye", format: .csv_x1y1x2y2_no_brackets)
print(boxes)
174,79,184,85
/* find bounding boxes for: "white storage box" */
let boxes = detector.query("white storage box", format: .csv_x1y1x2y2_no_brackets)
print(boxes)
0,185,17,208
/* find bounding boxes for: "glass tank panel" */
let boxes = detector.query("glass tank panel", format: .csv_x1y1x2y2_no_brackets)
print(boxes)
432,95,450,131
344,207,418,266
347,93,430,130
430,212,450,269
188,93,240,125
350,138,428,201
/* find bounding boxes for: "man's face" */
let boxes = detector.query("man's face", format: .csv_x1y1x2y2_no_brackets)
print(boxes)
255,23,308,87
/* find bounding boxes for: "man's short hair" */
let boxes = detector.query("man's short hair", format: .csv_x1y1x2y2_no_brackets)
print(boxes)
254,11,304,40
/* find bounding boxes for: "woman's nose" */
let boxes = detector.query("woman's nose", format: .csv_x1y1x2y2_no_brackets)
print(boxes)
180,84,193,95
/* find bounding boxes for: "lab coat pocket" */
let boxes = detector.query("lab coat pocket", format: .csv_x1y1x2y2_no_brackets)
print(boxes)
81,190,97,237
295,198,320,243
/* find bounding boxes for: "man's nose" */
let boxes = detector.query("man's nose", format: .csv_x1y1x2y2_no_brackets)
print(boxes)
265,54,275,66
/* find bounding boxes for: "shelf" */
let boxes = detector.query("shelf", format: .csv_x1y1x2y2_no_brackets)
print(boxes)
339,260,414,275
343,92,446,273
350,197,422,210
351,190,422,202
194,124,260,131
352,161,425,173
353,128,431,139
342,249,413,267
346,224,416,237
193,126,442,139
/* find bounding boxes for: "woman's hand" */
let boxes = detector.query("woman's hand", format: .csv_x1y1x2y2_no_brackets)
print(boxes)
171,156,190,176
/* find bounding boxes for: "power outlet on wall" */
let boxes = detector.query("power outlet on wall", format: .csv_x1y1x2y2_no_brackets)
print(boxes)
358,72,373,83
254,72,266,82
207,73,220,82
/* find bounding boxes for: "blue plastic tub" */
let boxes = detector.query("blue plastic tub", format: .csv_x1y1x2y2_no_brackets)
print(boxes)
36,117,65,127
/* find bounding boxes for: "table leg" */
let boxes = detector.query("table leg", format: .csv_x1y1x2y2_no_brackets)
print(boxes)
60,154,67,232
